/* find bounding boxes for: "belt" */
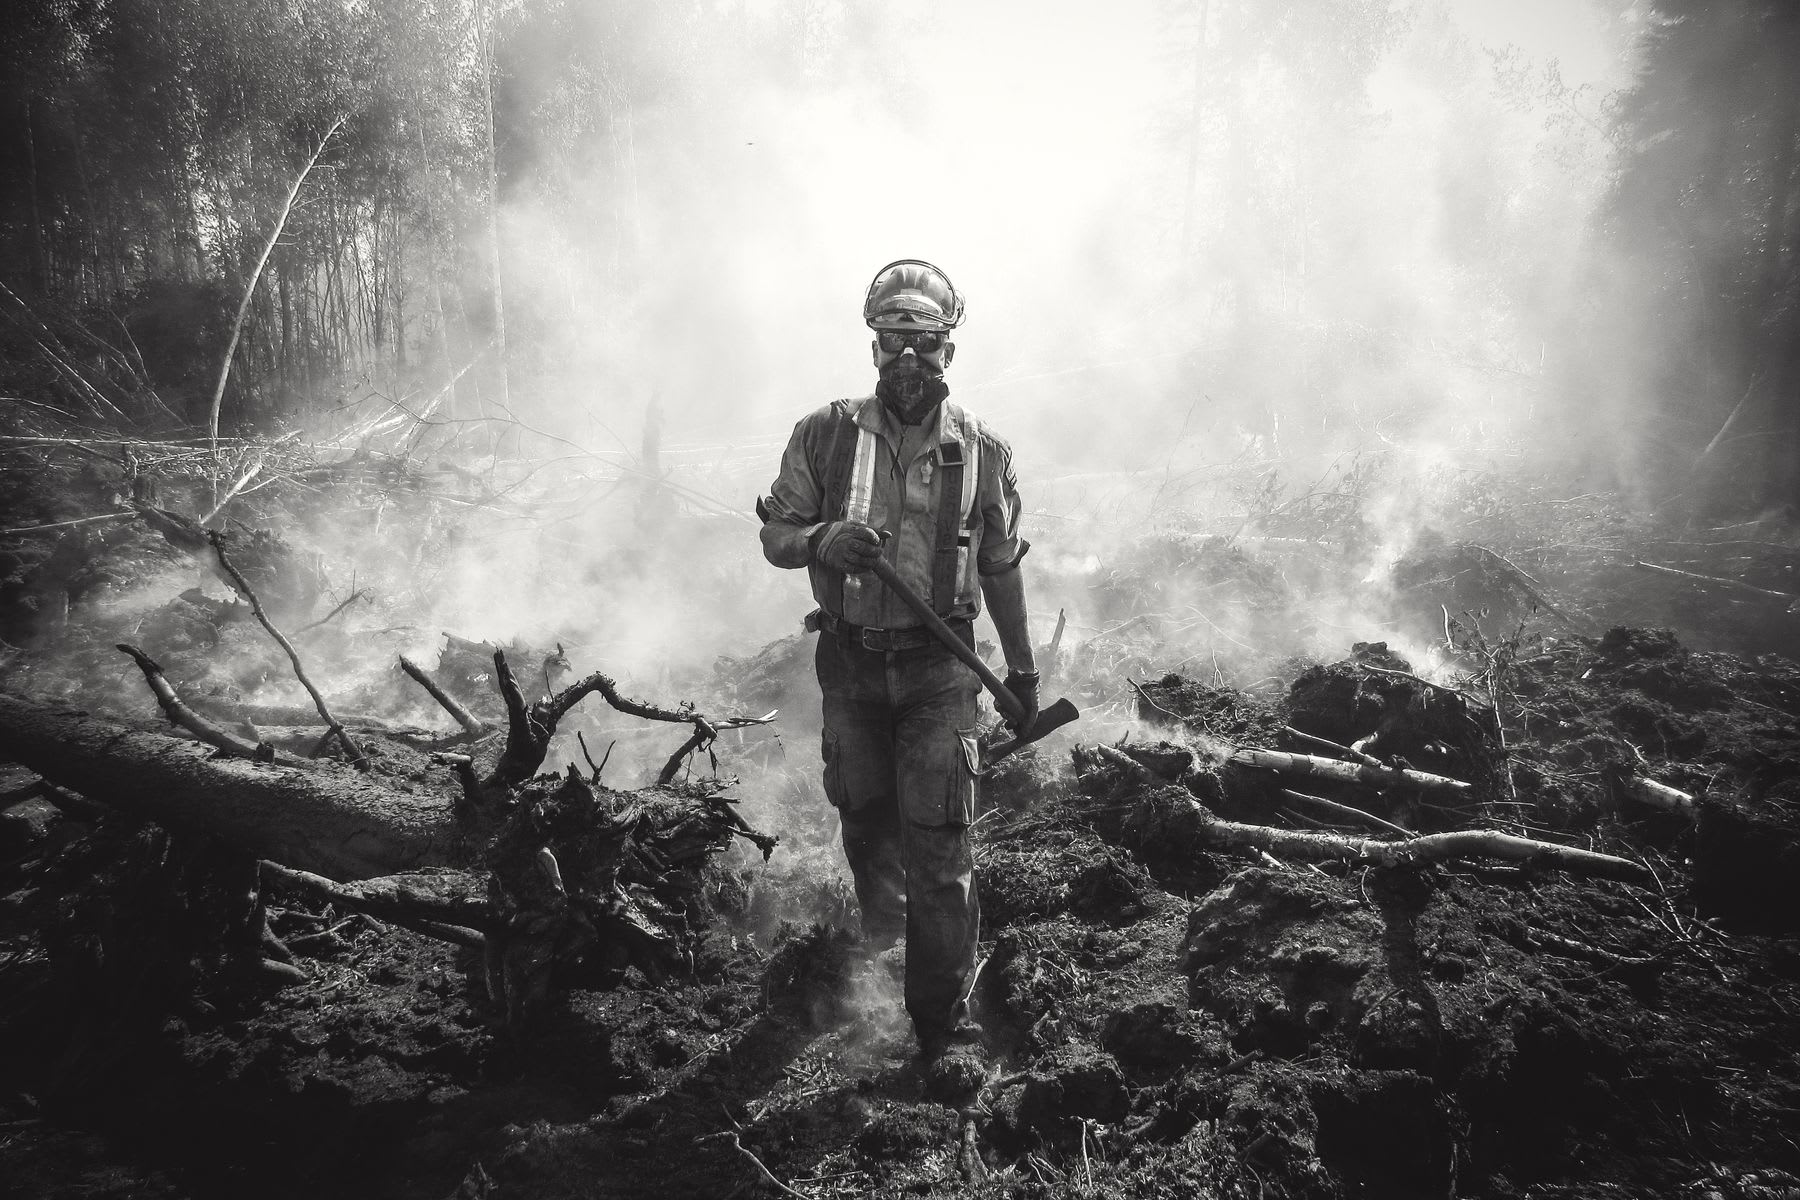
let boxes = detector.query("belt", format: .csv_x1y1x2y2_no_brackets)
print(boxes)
814,609,970,653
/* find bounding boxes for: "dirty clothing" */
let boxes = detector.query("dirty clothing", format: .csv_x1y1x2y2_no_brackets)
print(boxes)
817,625,982,1042
760,394,1028,629
759,393,1026,1044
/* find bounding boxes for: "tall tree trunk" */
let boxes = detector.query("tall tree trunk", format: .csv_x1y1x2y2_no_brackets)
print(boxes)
23,96,47,295
1180,0,1210,259
480,0,510,414
1755,52,1799,508
415,112,458,416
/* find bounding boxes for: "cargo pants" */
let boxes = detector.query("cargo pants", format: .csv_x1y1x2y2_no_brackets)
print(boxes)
816,627,982,1046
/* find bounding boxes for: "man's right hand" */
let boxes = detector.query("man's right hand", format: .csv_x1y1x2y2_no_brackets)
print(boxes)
810,521,883,573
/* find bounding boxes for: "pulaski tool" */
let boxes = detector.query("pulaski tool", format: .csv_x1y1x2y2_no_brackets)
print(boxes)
865,549,1079,762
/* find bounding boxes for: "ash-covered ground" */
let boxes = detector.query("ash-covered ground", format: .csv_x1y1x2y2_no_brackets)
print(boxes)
3,451,1799,1200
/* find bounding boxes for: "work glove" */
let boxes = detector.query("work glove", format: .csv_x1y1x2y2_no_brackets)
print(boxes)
809,521,883,574
1002,669,1040,736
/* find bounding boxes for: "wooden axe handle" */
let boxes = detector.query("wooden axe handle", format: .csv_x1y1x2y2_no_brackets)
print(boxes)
864,556,1027,725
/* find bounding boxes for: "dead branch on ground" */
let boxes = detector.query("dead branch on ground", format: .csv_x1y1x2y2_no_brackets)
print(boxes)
295,589,370,634
1280,724,1384,768
210,530,367,769
1278,788,1414,837
1168,790,1649,883
258,861,486,948
1618,773,1697,816
1633,558,1799,610
1466,542,1589,632
399,655,489,737
1229,746,1470,793
116,643,267,760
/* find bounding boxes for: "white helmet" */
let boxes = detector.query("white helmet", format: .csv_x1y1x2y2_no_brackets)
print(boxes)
862,260,965,331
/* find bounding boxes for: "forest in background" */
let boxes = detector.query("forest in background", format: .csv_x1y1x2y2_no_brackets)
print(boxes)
0,0,1797,513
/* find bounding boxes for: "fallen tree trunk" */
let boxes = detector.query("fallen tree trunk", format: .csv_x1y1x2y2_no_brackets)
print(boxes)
0,692,458,880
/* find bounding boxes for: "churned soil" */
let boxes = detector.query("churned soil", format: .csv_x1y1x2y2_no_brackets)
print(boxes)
7,612,1800,1199
4,464,1800,1196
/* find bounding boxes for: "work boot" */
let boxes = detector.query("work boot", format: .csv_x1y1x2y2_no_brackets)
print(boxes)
919,1019,987,1104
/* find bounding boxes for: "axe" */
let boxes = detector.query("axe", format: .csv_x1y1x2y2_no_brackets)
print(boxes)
865,552,1079,762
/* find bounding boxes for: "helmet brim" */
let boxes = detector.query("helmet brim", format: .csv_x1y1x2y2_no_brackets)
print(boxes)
863,259,965,331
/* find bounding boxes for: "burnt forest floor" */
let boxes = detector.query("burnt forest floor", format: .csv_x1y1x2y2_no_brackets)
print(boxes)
3,440,1800,1200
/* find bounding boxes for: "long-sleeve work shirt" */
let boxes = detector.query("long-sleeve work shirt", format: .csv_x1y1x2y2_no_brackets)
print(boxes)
760,395,1028,628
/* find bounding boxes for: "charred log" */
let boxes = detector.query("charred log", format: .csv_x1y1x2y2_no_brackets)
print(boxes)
0,693,458,879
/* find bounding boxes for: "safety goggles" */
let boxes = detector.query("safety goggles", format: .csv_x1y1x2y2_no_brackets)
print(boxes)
875,329,948,354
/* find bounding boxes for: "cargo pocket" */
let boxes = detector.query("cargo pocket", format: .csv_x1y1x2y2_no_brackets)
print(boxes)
821,725,847,809
949,726,981,827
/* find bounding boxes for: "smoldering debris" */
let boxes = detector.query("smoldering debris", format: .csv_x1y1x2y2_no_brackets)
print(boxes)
3,433,1800,1199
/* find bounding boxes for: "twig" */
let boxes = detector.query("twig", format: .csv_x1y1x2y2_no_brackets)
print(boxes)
0,512,134,535
210,531,367,769
1129,679,1187,724
399,654,488,737
1693,374,1760,468
699,1131,805,1199
294,589,369,635
1278,788,1415,837
258,861,486,949
577,731,613,783
1356,662,1473,698
200,449,265,524
1466,543,1587,631
1280,724,1383,768
1633,558,1797,607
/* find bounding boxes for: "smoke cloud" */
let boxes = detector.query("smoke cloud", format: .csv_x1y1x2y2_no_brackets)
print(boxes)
452,1,1637,661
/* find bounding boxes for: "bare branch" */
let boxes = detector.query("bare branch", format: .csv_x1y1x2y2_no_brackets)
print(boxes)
116,642,265,760
259,861,486,949
294,588,369,634
1230,746,1470,793
208,116,345,497
210,530,367,769
1177,795,1649,883
1278,788,1415,837
399,655,488,737
1633,558,1798,608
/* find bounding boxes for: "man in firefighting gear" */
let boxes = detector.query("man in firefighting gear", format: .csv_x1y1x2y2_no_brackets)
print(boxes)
757,260,1038,1078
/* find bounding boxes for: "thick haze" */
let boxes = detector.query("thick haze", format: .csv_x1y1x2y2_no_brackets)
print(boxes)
501,0,1631,471
404,0,1642,697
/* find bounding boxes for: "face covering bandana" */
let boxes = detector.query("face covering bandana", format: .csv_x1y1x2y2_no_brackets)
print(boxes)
876,355,949,425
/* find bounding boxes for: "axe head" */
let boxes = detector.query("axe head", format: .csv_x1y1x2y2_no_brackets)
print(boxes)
985,697,1080,765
